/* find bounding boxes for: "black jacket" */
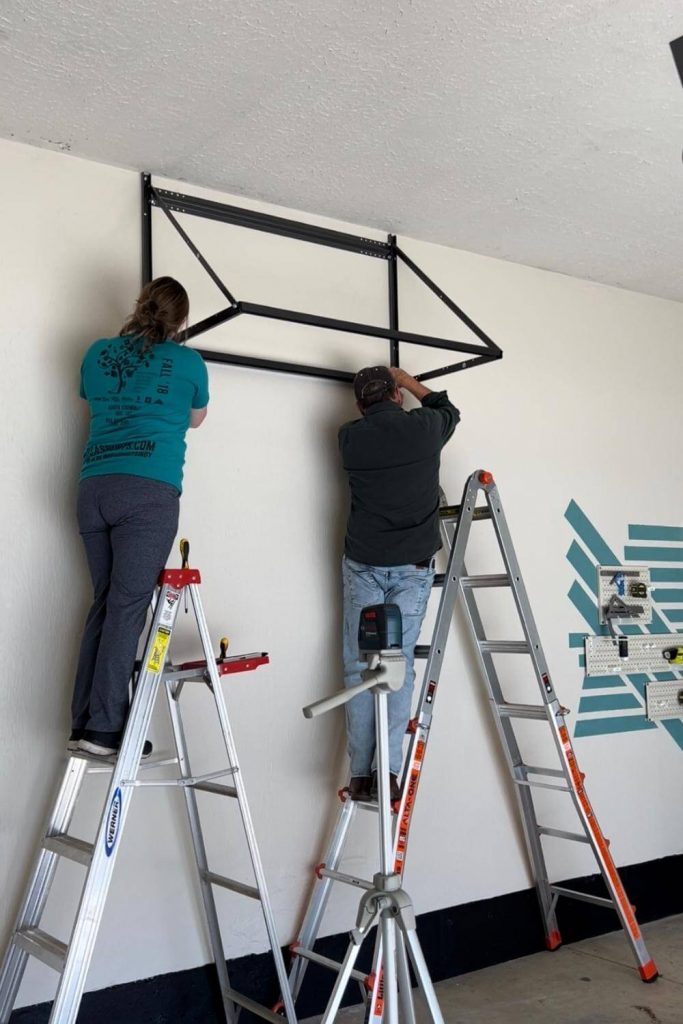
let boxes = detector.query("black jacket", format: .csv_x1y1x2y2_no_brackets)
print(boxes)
339,391,459,566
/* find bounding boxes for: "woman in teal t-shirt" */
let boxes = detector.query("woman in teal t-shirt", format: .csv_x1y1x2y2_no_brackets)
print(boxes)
72,277,209,757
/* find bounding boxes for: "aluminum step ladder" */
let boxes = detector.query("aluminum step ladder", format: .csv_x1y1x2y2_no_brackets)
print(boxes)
286,469,658,1021
0,541,297,1024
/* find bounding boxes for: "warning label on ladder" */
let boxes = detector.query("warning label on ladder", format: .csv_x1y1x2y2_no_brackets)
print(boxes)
147,626,171,672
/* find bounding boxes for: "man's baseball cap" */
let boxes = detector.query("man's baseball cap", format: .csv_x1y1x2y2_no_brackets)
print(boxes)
353,365,395,403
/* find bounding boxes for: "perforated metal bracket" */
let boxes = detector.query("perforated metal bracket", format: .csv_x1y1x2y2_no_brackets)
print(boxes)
584,633,683,676
597,566,651,626
646,681,683,721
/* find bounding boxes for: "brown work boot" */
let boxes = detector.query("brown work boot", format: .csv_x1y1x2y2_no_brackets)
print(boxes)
371,772,401,802
348,776,372,802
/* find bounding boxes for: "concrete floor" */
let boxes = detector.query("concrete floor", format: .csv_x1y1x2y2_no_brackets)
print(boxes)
308,915,683,1024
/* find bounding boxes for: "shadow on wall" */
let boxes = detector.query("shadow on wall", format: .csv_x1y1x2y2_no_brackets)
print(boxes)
20,277,135,738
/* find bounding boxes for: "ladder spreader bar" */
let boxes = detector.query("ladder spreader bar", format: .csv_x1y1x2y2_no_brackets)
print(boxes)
122,766,238,788
14,928,66,974
550,885,615,910
318,867,374,891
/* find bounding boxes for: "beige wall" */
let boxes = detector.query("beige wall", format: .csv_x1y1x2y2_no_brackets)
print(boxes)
2,137,682,1007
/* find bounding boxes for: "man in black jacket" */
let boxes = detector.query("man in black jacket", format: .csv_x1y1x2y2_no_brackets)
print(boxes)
339,365,459,801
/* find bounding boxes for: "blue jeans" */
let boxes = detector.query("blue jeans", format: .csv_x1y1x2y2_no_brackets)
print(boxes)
342,556,435,776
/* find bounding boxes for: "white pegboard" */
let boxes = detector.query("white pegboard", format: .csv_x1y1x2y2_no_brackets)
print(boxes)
646,681,683,721
584,633,683,677
597,565,651,626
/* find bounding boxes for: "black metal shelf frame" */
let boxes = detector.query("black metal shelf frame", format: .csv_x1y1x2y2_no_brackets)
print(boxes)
141,172,503,383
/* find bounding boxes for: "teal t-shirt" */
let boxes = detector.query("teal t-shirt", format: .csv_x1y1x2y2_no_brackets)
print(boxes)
79,336,209,492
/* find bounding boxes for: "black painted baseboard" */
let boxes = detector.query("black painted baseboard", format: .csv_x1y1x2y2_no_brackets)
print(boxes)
11,852,682,1023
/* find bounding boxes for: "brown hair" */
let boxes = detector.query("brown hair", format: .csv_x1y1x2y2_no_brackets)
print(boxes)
120,277,189,350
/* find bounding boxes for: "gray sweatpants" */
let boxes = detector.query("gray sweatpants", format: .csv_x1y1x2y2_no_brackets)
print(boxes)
71,474,179,737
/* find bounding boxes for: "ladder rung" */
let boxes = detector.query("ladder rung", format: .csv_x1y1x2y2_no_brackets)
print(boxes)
225,987,292,1024
524,764,566,779
137,756,180,772
193,781,238,798
203,871,260,900
497,702,548,720
84,754,180,775
513,778,570,793
43,834,94,867
538,826,590,844
72,749,115,767
462,574,511,588
550,885,615,909
439,505,492,522
292,945,368,983
414,645,431,659
479,640,530,654
433,573,511,590
355,800,380,814
14,927,66,973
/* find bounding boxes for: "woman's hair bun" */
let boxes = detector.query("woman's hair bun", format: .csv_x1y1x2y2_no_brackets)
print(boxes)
121,278,189,349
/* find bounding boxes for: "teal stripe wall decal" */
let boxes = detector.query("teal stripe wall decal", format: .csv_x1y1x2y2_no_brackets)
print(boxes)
583,676,626,689
575,717,657,737
578,693,641,713
625,546,683,562
565,500,619,565
567,540,598,595
629,525,683,542
651,589,683,603
565,500,683,750
568,580,603,634
651,569,683,582
662,718,683,748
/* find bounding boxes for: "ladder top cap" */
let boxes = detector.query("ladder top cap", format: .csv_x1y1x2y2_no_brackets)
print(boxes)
478,470,494,485
159,568,202,587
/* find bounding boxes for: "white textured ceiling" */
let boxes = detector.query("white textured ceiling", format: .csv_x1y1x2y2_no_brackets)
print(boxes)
1,1,682,300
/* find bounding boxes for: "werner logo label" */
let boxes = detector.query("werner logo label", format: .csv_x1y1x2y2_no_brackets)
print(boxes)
105,788,123,857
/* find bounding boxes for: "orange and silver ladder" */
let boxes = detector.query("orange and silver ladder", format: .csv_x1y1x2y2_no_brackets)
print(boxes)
0,541,297,1024
286,469,658,1020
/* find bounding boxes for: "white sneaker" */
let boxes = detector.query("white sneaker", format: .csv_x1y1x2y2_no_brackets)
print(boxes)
77,738,154,759
79,738,117,756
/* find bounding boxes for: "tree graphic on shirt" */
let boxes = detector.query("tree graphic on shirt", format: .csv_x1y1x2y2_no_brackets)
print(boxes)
98,338,152,393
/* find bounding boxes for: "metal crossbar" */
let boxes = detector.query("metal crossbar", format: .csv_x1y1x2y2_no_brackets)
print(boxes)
141,173,503,383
